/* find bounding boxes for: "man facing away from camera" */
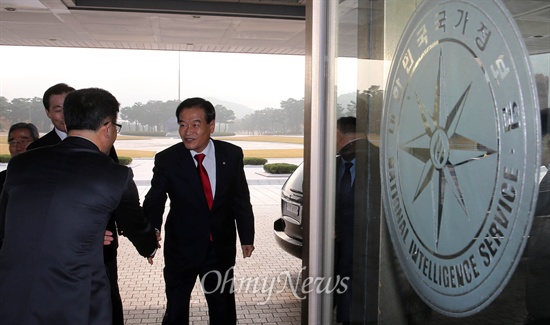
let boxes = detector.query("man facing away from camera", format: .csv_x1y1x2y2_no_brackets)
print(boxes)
0,88,157,325
27,82,129,325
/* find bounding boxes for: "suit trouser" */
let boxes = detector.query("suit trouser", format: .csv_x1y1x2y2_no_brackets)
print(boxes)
105,256,124,325
335,236,353,323
162,243,237,325
526,216,550,320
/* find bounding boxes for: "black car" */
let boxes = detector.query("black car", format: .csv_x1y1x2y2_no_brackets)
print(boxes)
273,139,365,259
274,162,304,259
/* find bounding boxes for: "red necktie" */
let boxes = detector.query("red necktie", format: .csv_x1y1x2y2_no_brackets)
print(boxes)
195,153,213,210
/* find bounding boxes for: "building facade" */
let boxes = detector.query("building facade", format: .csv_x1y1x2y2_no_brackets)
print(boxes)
302,1,549,324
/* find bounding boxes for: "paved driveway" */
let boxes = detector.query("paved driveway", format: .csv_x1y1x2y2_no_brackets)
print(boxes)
118,159,303,324
115,136,304,154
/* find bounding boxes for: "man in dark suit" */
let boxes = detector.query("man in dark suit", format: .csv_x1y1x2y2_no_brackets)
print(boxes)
525,108,550,324
27,83,126,325
27,83,77,150
0,87,157,324
0,122,39,196
27,83,120,165
144,97,255,325
334,116,382,324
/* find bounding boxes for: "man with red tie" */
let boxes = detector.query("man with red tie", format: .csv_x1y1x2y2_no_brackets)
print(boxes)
144,97,255,325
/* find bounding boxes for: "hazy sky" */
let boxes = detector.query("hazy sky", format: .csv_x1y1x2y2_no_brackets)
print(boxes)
4,45,543,111
0,46,308,110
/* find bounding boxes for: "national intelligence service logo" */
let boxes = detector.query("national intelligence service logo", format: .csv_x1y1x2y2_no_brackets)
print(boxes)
380,0,540,317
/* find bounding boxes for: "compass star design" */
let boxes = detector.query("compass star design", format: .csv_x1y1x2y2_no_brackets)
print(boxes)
400,50,496,249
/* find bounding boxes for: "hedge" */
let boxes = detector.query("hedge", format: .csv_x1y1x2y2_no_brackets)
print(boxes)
243,157,267,165
118,156,133,166
263,163,298,174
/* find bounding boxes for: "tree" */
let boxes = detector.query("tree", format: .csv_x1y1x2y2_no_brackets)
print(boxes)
280,98,304,134
238,114,255,134
0,96,10,130
121,102,146,131
1,95,308,136
357,85,383,134
28,97,47,130
1,97,48,131
142,100,176,132
120,100,177,132
215,104,236,132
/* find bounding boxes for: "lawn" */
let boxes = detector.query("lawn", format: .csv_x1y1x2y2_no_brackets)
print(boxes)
0,134,304,158
213,135,304,144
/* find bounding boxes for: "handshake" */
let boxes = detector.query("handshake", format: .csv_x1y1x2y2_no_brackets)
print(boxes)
103,228,162,265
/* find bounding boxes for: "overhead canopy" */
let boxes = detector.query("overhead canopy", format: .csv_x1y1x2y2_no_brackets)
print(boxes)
0,0,306,55
0,0,548,55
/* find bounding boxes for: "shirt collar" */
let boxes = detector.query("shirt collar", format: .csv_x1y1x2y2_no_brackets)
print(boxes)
190,139,214,158
339,155,356,165
55,127,67,140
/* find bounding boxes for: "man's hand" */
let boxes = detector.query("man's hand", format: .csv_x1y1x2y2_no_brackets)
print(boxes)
241,245,255,258
104,230,114,245
155,229,162,248
147,229,162,265
147,248,158,265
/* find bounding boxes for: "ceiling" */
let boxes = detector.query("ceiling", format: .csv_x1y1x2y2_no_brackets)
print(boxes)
0,0,306,55
503,0,550,55
0,0,548,56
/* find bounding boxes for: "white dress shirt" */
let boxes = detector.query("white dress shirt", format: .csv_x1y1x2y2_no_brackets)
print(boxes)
190,139,216,198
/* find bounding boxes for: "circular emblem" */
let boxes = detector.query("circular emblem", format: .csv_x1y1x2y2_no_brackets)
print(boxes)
380,0,540,317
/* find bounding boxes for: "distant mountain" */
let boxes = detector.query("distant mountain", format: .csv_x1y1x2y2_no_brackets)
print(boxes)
205,97,255,119
202,94,356,119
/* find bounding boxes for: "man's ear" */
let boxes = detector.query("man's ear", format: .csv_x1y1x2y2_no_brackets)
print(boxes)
209,119,216,134
102,122,114,140
98,123,115,155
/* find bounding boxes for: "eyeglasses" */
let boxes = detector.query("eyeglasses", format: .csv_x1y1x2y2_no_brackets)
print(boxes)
8,139,32,147
104,121,122,133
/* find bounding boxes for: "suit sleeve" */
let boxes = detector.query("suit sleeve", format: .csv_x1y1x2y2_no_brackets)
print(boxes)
143,155,169,232
232,149,255,245
0,185,8,249
113,169,157,257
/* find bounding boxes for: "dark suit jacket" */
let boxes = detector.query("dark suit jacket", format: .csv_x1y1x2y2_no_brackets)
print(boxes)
526,170,550,319
0,137,157,324
26,128,65,149
27,128,120,263
28,128,119,161
144,140,255,271
0,170,5,198
334,138,381,323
